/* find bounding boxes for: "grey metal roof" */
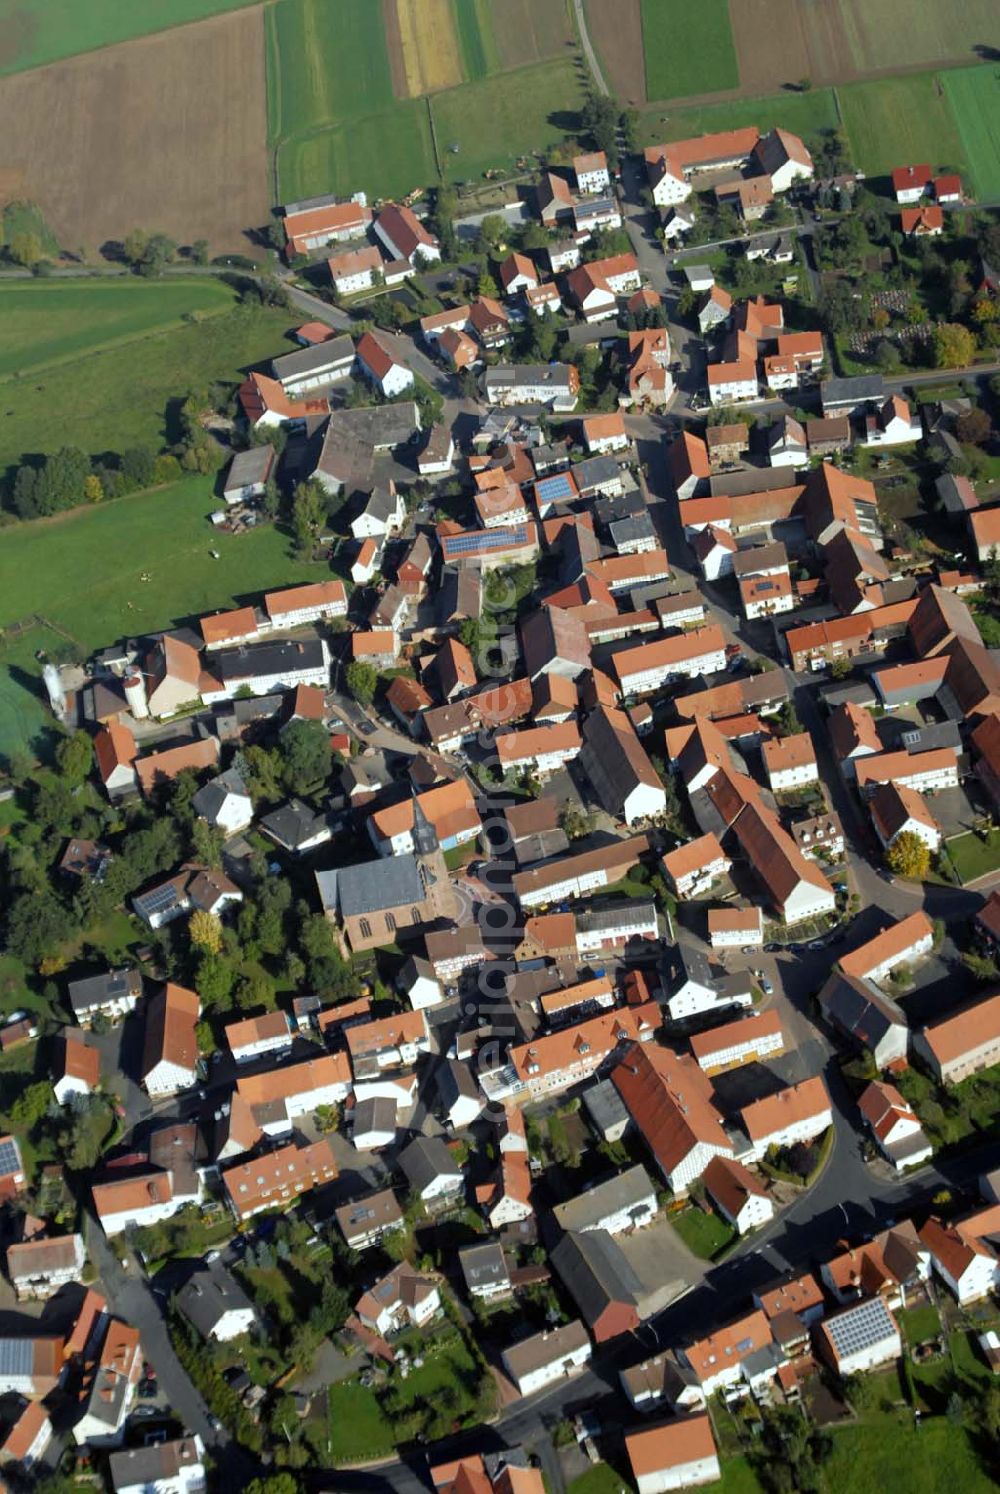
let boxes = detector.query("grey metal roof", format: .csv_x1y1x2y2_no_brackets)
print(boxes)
575,900,656,933
582,1078,631,1136
487,363,575,391
109,1439,204,1491
820,374,884,408
551,1229,643,1325
398,1135,462,1193
817,971,906,1051
68,967,141,1013
215,638,325,685
225,445,275,491
176,1264,253,1338
573,454,621,491
261,799,329,850
0,1339,33,1378
459,1240,510,1290
553,1165,654,1233
272,336,354,383
318,853,425,918
609,513,657,550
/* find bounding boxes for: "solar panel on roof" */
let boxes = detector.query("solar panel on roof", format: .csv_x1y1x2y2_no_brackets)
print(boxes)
0,1138,20,1176
538,474,575,500
138,884,180,915
0,1339,32,1377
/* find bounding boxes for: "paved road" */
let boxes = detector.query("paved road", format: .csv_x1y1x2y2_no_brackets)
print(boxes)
85,1215,256,1479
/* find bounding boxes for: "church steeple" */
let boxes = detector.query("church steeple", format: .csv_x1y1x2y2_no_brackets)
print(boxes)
411,791,439,859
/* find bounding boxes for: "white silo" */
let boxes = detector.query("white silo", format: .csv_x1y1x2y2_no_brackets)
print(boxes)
42,663,67,723
123,671,150,720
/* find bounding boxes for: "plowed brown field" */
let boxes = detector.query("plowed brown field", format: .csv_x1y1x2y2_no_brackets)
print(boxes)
0,10,269,256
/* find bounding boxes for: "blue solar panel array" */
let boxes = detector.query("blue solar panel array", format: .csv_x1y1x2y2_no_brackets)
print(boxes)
443,525,530,556
536,473,575,503
0,1137,20,1176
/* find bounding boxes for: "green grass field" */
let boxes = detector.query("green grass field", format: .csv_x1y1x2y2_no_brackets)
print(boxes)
942,66,1000,200
838,72,968,180
639,86,839,148
670,1206,737,1259
452,0,500,81
641,0,738,101
0,278,236,381
944,827,1000,884
0,0,260,77
277,99,438,204
839,0,1000,73
433,60,586,183
265,0,394,145
823,1411,995,1493
0,477,330,758
0,294,290,473
0,477,325,646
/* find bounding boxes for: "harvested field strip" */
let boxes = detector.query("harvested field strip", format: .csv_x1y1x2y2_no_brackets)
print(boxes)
396,0,464,96
432,60,586,183
638,88,839,148
0,279,235,381
0,0,262,78
584,0,646,104
277,100,438,204
265,0,394,142
838,71,967,181
839,0,1000,73
452,0,500,81
941,66,1000,201
641,0,738,102
491,0,574,71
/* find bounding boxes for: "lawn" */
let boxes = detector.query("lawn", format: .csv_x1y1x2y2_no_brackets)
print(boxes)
0,478,331,758
0,298,290,473
897,1304,941,1345
432,60,587,184
944,828,1000,884
264,0,394,144
639,87,839,149
941,66,1000,201
838,72,968,182
640,0,738,101
670,1205,737,1260
277,100,438,205
0,0,261,77
0,278,236,381
326,1381,394,1463
566,1467,630,1494
823,1407,996,1493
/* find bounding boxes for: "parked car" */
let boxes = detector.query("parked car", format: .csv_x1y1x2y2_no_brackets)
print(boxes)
760,978,774,995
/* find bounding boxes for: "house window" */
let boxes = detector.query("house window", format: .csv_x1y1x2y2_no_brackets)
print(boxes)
411,907,422,924
386,912,397,933
359,918,372,940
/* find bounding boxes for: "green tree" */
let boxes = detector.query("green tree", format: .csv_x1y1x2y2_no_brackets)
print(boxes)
189,910,223,955
196,952,237,1009
120,447,157,490
885,830,930,880
582,91,621,167
932,321,976,369
291,479,327,556
238,745,283,805
55,730,92,786
345,660,377,706
281,719,332,795
7,231,42,267
191,238,210,265
190,817,224,870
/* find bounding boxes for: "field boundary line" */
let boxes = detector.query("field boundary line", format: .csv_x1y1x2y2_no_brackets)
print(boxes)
0,298,236,388
832,85,843,125
426,97,444,182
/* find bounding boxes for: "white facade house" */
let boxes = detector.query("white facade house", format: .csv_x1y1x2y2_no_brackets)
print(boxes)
225,1011,293,1066
328,244,383,295
627,1415,721,1494
708,363,757,406
1,1403,53,1471
575,902,658,953
192,771,253,838
705,1157,774,1235
200,639,330,705
552,1166,657,1237
265,581,348,627
840,913,934,986
707,907,764,950
818,1297,901,1376
613,627,728,695
7,1234,86,1301
920,1211,1000,1303
575,152,611,194
356,333,414,398
109,1437,207,1494
662,836,731,899
689,1013,784,1075
741,1078,832,1162
762,736,819,793
862,396,923,447
666,976,750,1023
502,1322,592,1397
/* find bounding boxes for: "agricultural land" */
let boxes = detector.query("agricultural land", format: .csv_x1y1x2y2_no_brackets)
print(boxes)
0,9,270,254
640,0,739,102
0,0,262,76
